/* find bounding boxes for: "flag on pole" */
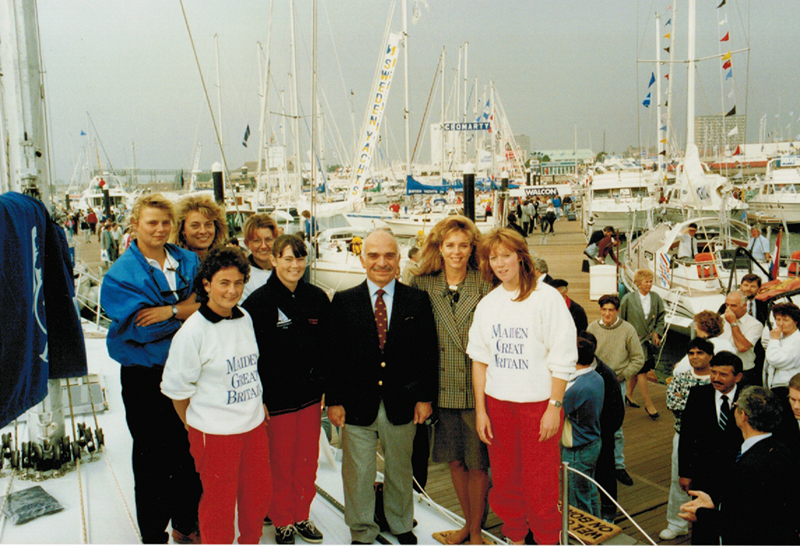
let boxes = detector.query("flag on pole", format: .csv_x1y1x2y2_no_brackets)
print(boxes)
769,229,782,280
733,145,741,156
720,32,729,42
412,2,421,24
663,33,671,40
242,124,251,147
648,72,656,87
726,106,737,116
721,51,731,61
726,69,733,80
719,17,728,25
717,0,726,7
643,93,651,108
728,126,739,137
80,130,87,136
657,252,672,288
665,18,671,26
723,60,732,69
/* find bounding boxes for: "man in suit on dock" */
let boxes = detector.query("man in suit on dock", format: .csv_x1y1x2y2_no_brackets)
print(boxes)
326,230,439,545
678,351,744,545
679,386,800,545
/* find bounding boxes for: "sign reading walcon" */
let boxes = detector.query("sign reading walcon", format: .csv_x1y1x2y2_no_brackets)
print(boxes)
442,122,491,131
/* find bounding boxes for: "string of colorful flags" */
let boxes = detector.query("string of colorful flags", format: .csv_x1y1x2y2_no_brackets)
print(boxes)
718,0,741,154
641,1,741,154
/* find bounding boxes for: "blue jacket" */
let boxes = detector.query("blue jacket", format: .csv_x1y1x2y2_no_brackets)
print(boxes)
101,241,199,368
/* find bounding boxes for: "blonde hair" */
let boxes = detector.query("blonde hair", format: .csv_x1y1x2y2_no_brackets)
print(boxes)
634,268,654,286
171,194,227,251
476,228,537,301
416,215,482,276
130,193,175,226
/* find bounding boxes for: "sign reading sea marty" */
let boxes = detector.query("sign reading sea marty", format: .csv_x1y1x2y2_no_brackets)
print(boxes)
349,32,402,203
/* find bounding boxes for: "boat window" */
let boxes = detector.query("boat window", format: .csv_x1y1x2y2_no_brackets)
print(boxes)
778,184,798,193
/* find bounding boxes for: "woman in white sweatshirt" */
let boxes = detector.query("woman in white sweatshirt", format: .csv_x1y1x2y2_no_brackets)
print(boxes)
468,228,577,545
161,247,271,544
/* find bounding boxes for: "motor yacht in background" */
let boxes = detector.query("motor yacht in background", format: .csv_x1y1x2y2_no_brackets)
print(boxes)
743,156,800,224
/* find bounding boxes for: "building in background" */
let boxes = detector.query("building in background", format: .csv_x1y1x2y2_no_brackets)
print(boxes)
695,114,746,158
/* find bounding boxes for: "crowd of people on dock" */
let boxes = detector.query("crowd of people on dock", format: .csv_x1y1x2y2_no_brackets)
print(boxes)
96,191,799,545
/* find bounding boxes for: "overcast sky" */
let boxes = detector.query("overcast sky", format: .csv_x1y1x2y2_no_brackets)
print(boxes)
36,0,800,183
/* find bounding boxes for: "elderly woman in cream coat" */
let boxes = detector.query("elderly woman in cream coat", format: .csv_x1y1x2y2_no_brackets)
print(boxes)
620,269,665,419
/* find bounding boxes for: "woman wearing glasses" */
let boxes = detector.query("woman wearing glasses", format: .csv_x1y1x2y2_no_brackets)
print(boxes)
172,194,228,260
100,193,203,544
410,216,491,545
242,235,330,545
241,214,280,301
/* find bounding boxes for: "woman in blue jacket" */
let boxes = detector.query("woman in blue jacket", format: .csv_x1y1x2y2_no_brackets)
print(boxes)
100,193,203,544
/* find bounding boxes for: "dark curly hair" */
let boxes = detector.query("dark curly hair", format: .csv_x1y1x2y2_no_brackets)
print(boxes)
193,246,251,300
771,302,800,325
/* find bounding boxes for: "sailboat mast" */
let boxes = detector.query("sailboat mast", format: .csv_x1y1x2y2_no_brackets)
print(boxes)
289,0,302,199
686,0,696,148
440,47,445,177
311,0,318,283
463,42,468,165
655,13,663,172
257,0,275,197
666,1,677,158
402,0,411,181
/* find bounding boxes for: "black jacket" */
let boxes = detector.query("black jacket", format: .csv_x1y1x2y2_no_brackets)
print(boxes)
698,436,800,545
679,384,743,497
326,281,438,426
594,357,625,439
242,273,331,416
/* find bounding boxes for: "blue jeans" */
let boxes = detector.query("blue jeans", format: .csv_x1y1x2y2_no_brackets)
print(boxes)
614,380,626,469
561,438,602,517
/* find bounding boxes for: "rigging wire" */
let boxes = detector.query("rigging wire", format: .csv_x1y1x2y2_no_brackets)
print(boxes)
177,0,243,221
320,0,357,156
86,113,118,177
410,54,442,165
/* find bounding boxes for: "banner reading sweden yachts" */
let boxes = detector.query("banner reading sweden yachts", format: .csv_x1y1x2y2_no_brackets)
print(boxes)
349,32,402,203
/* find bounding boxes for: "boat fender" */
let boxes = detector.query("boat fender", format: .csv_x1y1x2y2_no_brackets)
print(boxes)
351,236,363,256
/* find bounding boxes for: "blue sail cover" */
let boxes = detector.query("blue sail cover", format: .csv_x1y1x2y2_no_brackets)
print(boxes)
0,192,87,428
405,175,518,195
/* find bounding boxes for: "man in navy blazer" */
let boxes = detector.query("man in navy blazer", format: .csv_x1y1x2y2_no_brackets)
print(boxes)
680,386,800,545
327,230,438,545
678,351,744,544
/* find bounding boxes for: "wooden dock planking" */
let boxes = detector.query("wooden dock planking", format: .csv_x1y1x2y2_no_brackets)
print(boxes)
423,218,688,544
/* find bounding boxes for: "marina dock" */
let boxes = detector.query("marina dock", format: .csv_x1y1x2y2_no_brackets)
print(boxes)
426,217,687,545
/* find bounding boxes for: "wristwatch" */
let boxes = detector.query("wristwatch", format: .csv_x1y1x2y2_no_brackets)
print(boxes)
549,399,562,408
171,305,178,317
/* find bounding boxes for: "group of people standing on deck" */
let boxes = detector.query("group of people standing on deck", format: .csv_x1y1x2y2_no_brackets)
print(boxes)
99,190,798,546
98,191,583,545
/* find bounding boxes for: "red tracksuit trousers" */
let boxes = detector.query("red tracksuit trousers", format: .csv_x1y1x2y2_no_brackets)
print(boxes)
188,423,272,544
266,403,322,527
486,397,562,544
